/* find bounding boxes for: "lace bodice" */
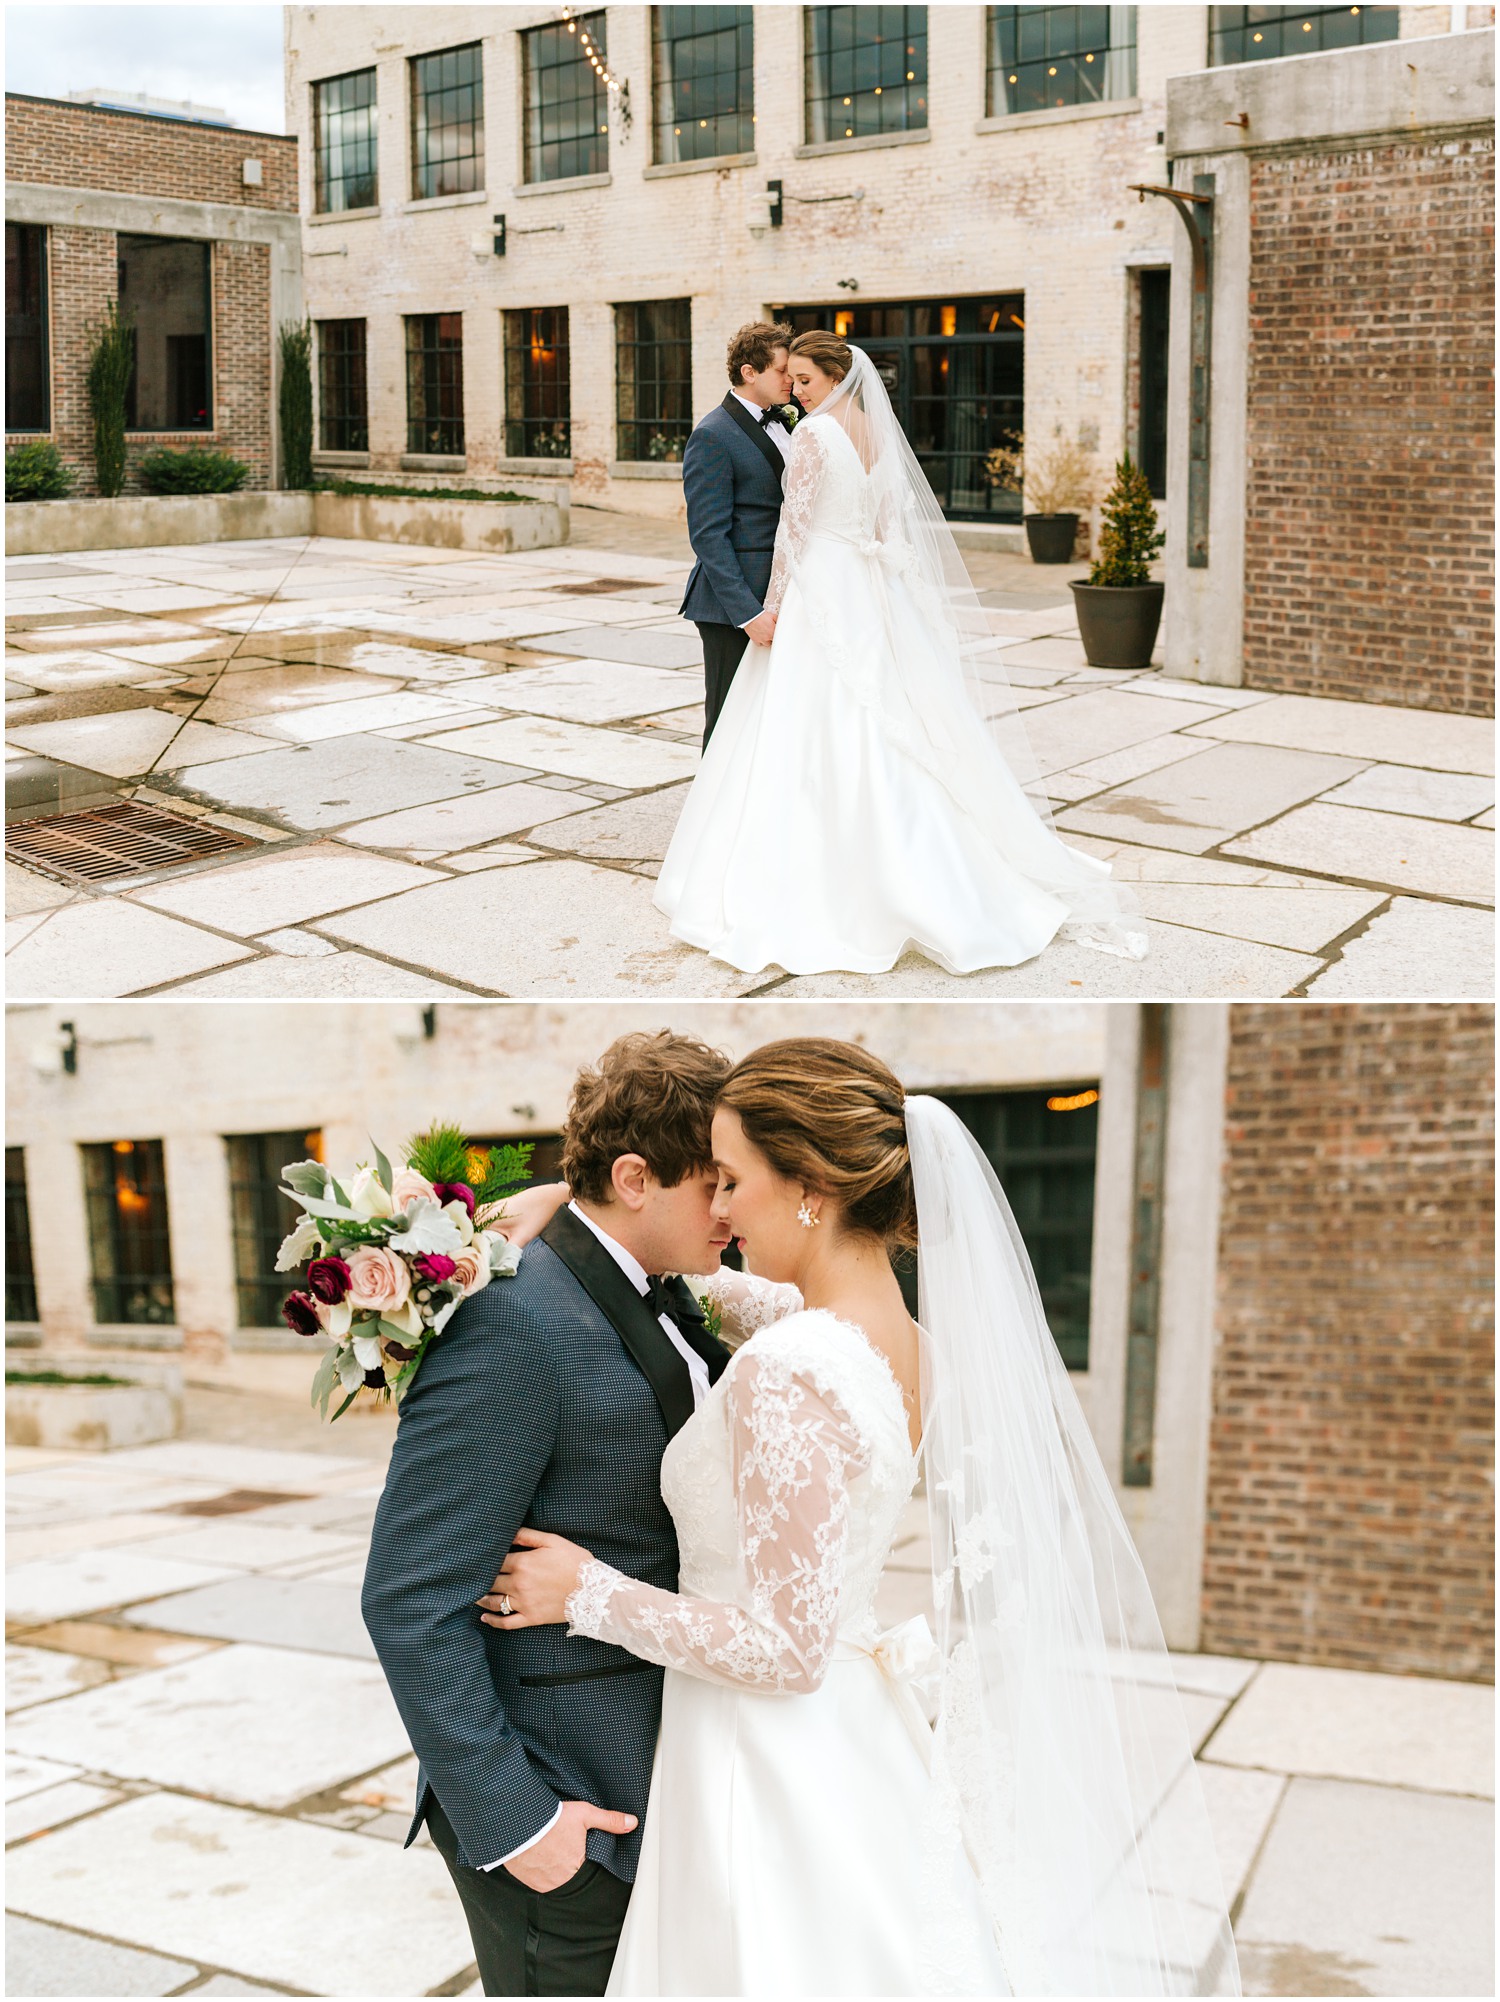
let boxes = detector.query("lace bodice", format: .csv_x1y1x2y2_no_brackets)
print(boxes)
692,1266,803,1352
566,1311,919,1695
766,416,891,614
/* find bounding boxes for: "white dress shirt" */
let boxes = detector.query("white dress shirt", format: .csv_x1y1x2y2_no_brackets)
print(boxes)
730,391,794,635
483,1203,709,1872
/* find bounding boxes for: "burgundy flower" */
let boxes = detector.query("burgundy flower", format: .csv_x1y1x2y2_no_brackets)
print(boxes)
362,1365,387,1389
282,1292,321,1338
412,1253,457,1284
433,1181,476,1216
306,1256,353,1305
385,1340,418,1363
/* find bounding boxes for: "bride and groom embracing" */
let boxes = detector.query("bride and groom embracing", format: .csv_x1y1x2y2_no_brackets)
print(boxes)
363,1031,1238,1998
657,322,1150,977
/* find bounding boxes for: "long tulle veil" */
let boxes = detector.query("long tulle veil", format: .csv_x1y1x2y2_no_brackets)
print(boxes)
907,1094,1240,1995
793,347,1146,959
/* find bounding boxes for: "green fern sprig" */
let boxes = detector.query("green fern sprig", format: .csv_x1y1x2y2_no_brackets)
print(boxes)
403,1123,475,1187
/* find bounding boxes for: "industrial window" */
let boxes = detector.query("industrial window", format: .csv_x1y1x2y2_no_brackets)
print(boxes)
6,1148,39,1323
1209,4,1399,65
986,6,1138,116
5,223,49,432
317,318,369,451
615,298,693,462
654,6,755,164
313,67,378,212
504,308,571,458
405,312,464,455
411,42,484,199
523,13,610,183
118,235,211,432
227,1129,324,1328
83,1139,175,1326
805,6,928,144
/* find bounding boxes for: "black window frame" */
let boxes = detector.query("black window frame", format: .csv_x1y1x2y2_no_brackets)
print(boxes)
5,222,50,434
6,1147,39,1323
410,41,485,201
615,297,693,463
504,307,572,459
405,312,465,456
312,66,379,214
804,5,929,145
226,1129,325,1330
523,13,610,186
82,1139,176,1327
117,234,212,433
653,5,756,166
317,317,369,452
985,6,1138,118
1209,4,1399,66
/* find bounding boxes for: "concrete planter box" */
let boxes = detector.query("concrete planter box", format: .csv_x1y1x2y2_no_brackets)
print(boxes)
5,489,567,557
5,1353,182,1452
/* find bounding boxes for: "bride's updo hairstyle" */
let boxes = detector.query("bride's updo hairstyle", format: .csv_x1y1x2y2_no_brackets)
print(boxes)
787,330,853,385
718,1039,916,1251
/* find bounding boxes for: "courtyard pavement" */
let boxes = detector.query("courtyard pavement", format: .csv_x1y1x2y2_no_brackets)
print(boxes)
5,517,1493,1001
4,1366,1494,1998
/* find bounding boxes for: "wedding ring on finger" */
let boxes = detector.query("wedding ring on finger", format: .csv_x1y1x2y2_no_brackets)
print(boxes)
497,1592,515,1617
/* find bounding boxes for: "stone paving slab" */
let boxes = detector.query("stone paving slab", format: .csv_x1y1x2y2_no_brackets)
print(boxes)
527,785,693,863
10,1621,224,1670
1018,687,1220,776
1303,896,1496,999
5,898,254,1000
164,950,477,997
1130,881,1387,954
172,733,532,831
1224,801,1494,904
6,1775,128,1844
426,714,697,788
1320,762,1495,823
106,1442,372,1488
456,659,696,722
1234,1776,1495,1999
7,708,271,777
5,1549,241,1626
116,1574,375,1661
4,1914,199,1999
5,1752,85,1802
1203,1660,1494,1798
6,1643,113,1712
4,1793,476,1997
111,1521,367,1575
1058,742,1367,854
131,844,437,934
8,1642,403,1805
336,781,590,855
1188,692,1495,776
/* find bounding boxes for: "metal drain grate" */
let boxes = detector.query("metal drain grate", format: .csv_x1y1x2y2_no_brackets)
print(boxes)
548,577,649,595
7,802,258,885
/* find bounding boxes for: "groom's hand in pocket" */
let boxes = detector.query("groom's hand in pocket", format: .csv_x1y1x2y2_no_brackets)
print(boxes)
503,1799,639,1893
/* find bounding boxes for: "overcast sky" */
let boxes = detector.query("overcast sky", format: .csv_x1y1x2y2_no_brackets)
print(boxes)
5,5,287,135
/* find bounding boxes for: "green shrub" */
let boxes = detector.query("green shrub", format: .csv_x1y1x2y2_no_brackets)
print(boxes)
5,439,76,502
138,446,251,495
1088,453,1165,587
86,300,135,499
278,318,314,489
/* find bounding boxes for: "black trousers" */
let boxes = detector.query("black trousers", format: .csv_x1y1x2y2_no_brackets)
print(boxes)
696,619,750,748
426,1795,633,1998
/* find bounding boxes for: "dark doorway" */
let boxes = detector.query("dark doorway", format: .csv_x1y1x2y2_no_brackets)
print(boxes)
1138,267,1170,500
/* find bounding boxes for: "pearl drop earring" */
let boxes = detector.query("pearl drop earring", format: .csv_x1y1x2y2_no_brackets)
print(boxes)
797,1202,819,1229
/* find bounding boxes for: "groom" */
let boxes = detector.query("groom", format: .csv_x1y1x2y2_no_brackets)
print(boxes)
679,319,797,747
362,1031,735,1997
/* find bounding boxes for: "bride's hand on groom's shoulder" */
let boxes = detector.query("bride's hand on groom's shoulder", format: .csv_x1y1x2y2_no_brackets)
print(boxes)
478,1526,592,1629
495,1181,569,1249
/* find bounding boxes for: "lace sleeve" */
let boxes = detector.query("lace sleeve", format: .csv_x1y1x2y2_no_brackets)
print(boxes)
765,424,828,616
691,1268,803,1353
564,1348,867,1695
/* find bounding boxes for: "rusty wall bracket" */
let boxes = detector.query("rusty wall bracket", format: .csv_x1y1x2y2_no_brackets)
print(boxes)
1128,175,1215,568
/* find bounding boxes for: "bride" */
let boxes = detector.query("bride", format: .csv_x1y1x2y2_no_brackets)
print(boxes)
655,335,1148,977
484,1040,1237,1997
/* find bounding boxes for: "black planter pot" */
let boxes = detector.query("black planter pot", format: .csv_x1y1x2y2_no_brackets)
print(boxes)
1069,580,1165,670
1024,512,1079,564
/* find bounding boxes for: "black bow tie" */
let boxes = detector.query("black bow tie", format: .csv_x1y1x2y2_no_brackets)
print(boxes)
643,1275,679,1322
760,405,790,431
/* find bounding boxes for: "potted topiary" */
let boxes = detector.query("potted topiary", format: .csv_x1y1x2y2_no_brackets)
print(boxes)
1069,452,1166,669
989,430,1097,564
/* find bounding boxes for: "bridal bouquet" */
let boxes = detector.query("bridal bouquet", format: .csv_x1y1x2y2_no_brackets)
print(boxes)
278,1125,532,1421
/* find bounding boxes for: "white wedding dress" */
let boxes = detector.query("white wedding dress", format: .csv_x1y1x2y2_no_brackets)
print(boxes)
655,351,1147,976
566,1276,1010,1997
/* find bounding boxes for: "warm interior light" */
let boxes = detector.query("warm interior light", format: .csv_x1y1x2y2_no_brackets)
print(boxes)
1047,1089,1100,1113
906,70,914,79
112,1140,133,1154
1048,65,1057,74
1085,51,1094,61
835,310,854,335
1253,30,1263,38
940,304,957,335
1009,72,1018,82
1009,312,1025,329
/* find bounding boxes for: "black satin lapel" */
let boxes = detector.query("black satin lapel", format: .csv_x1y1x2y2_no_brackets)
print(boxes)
720,391,787,486
664,1276,732,1384
541,1210,696,1437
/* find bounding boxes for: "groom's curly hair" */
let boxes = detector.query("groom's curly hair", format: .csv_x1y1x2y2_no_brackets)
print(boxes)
563,1031,732,1203
726,320,794,386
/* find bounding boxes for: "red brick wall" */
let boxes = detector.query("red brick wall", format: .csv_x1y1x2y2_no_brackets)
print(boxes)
5,93,297,210
1203,1004,1495,1681
1242,136,1495,716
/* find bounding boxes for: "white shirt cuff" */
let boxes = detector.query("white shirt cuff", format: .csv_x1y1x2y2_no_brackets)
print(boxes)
480,1802,563,1872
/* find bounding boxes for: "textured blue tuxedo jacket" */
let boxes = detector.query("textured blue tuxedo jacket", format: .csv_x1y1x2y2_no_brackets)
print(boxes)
678,392,787,628
362,1207,730,1882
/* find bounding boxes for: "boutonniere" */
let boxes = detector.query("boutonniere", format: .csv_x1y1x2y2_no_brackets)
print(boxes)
778,403,801,430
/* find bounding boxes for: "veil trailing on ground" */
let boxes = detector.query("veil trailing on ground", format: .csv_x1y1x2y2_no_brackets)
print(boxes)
907,1094,1240,1997
788,346,1147,960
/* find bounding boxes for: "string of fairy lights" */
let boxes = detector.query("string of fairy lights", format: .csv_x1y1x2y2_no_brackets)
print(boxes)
560,7,623,98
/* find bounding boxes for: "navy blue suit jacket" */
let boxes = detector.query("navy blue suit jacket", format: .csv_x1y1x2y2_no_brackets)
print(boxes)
362,1208,729,1881
679,392,787,628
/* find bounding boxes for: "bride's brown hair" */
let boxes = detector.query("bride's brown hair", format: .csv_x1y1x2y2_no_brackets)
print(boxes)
787,330,853,383
717,1039,916,1250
